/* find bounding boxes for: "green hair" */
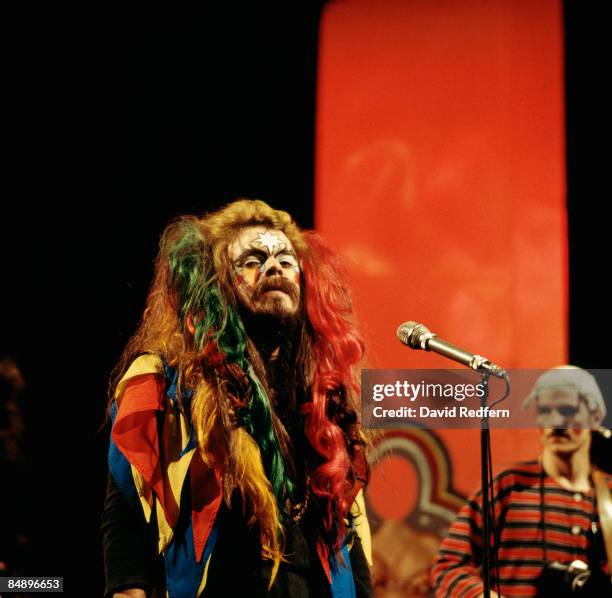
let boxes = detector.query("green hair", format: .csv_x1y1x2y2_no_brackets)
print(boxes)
167,217,294,506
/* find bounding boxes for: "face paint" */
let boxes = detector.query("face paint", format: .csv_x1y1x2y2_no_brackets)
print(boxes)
254,229,285,253
228,225,301,316
536,389,592,429
536,389,597,456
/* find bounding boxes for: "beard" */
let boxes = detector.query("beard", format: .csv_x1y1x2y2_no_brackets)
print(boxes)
240,276,300,319
235,276,302,353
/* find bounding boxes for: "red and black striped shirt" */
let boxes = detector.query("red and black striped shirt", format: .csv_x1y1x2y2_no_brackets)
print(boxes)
431,461,611,597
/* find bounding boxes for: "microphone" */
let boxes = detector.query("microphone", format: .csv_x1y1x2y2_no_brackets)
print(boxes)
396,321,507,378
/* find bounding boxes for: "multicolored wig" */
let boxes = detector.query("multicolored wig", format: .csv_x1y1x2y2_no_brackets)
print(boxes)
109,199,367,581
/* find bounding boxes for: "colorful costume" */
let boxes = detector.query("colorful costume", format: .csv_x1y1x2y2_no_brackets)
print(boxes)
101,201,373,597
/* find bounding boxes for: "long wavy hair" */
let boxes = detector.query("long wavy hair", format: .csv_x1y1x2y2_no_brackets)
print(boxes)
108,199,366,580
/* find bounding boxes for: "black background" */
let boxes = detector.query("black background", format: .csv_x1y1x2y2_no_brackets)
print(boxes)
1,3,608,594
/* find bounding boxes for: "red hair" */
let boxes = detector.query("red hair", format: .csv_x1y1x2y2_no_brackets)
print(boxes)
301,231,365,545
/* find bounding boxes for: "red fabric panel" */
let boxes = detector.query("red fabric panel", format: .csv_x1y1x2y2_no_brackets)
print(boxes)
112,373,180,527
190,450,222,563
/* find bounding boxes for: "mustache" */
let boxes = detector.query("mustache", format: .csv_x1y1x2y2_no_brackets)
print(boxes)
253,276,300,302
548,428,571,438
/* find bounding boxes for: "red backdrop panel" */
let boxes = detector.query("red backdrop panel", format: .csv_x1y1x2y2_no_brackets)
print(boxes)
316,0,566,496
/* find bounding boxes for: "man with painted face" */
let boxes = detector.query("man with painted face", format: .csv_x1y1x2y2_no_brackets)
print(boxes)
431,366,612,597
101,200,373,598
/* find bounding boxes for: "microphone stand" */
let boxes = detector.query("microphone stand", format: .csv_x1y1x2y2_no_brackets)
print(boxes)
395,321,507,596
479,371,499,598
480,372,492,597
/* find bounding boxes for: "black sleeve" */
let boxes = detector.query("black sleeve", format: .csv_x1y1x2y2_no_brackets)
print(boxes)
100,471,162,598
349,534,374,598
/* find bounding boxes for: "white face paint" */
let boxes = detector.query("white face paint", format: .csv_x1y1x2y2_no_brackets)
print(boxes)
228,225,301,317
537,388,601,456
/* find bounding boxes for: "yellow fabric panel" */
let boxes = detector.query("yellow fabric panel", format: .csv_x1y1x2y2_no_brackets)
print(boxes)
161,401,197,514
114,353,164,402
197,554,213,596
131,464,154,523
156,496,174,555
350,489,372,566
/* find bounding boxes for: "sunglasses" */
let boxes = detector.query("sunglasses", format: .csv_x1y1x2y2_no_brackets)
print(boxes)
537,405,580,418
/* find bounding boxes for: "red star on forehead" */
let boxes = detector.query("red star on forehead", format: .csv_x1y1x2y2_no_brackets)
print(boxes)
255,230,285,252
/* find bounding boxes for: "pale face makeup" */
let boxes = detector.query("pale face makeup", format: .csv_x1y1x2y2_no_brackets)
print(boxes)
228,225,301,316
537,388,599,455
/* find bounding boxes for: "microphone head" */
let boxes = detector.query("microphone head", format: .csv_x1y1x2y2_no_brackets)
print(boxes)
396,321,431,349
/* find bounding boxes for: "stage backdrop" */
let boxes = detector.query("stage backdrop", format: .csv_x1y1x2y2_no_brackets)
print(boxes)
316,0,565,593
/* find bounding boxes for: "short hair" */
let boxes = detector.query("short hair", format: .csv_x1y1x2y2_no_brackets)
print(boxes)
522,365,606,418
